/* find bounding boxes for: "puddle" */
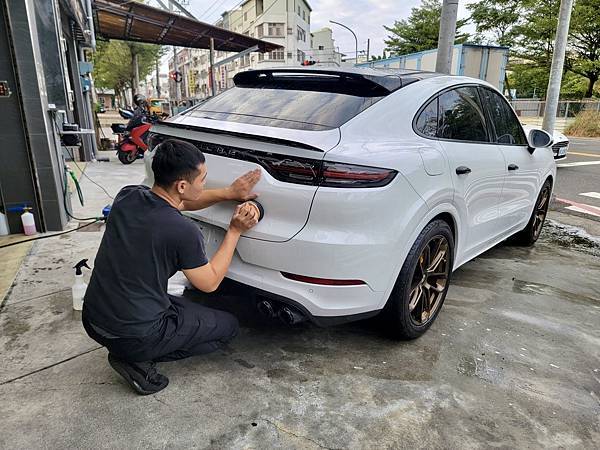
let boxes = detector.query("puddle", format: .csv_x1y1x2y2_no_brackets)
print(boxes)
457,355,504,384
513,279,599,306
542,220,600,257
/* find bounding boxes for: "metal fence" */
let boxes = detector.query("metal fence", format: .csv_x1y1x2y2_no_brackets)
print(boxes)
509,99,600,118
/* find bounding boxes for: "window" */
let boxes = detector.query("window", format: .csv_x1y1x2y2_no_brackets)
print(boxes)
297,49,305,63
189,85,386,131
298,6,301,15
244,12,247,21
258,53,264,62
415,98,438,138
268,23,284,37
479,88,527,145
256,24,263,38
287,27,293,35
269,49,284,60
303,10,306,21
438,87,488,142
287,52,292,59
256,0,263,15
297,26,306,42
318,45,324,50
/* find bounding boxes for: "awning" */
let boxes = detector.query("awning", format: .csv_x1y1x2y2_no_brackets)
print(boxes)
92,0,282,53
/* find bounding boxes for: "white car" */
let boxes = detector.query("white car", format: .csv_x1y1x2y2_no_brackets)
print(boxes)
145,67,555,339
522,124,569,160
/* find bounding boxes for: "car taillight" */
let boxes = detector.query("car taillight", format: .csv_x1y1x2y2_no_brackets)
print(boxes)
281,272,366,286
261,158,397,188
147,133,397,188
259,155,320,186
320,162,397,188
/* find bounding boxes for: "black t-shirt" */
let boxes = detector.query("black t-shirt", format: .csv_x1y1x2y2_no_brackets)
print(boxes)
83,185,208,337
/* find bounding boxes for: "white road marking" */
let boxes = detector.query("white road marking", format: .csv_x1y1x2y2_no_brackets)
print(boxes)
566,206,600,218
557,160,600,167
580,192,600,199
556,197,600,218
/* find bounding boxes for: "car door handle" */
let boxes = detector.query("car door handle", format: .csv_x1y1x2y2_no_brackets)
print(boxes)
455,166,472,175
508,164,519,171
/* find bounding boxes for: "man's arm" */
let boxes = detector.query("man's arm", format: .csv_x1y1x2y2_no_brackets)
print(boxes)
181,169,261,211
182,204,258,292
180,188,234,211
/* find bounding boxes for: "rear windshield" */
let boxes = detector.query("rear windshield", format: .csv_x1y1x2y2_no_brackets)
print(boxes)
185,86,385,131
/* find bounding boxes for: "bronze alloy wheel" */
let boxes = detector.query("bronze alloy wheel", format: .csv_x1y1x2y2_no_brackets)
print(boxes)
408,235,450,325
533,185,550,240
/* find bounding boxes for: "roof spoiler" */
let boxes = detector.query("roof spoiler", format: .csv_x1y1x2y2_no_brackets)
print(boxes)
233,69,420,97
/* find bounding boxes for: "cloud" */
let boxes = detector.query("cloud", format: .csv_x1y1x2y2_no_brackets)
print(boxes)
175,0,476,59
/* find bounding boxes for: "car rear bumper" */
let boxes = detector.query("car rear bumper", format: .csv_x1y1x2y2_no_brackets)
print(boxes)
194,220,388,318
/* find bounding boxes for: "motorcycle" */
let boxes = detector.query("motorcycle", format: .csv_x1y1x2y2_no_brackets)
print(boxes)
111,108,162,165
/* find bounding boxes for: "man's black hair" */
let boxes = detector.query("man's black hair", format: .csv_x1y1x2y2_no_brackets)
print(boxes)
152,139,205,188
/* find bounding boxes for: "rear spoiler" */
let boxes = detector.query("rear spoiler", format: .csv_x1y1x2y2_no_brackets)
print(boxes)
154,121,324,152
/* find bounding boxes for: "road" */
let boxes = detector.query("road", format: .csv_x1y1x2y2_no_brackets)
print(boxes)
551,137,600,222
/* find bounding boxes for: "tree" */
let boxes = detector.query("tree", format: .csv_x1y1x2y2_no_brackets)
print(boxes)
467,0,523,47
93,40,163,104
567,0,600,97
384,0,469,55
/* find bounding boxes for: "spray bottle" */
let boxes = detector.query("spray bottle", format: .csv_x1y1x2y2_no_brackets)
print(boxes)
72,259,91,311
20,207,37,236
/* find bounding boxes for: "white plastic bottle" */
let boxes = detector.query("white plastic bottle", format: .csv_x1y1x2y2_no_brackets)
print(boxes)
0,211,9,236
21,207,37,236
72,259,91,311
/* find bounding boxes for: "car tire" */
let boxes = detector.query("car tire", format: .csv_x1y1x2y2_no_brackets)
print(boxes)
118,149,137,165
509,179,552,247
382,219,454,340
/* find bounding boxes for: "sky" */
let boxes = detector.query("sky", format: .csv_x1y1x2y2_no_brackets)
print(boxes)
151,0,475,64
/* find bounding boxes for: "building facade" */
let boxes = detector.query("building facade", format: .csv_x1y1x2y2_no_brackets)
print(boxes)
0,0,96,232
168,0,340,101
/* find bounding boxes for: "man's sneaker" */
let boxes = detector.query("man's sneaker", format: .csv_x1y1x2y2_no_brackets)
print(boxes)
108,353,169,395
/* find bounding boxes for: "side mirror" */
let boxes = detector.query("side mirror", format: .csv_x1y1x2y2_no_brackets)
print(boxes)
527,129,553,154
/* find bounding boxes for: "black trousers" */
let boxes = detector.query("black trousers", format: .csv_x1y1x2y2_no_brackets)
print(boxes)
83,295,239,363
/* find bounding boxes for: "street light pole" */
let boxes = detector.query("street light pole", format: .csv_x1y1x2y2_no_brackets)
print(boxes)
330,20,358,65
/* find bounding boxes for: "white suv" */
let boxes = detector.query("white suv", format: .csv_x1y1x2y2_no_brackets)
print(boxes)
145,67,555,339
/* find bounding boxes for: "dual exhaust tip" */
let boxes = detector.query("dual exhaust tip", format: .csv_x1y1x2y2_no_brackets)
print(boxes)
257,299,306,325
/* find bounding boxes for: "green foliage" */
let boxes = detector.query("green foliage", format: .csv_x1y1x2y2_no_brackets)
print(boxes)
467,0,522,47
93,40,163,96
384,0,469,55
567,0,600,97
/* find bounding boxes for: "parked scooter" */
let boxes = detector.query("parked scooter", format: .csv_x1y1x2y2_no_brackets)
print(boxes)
111,95,165,165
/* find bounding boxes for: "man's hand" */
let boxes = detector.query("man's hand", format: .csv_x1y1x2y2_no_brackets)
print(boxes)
229,203,259,234
226,169,261,202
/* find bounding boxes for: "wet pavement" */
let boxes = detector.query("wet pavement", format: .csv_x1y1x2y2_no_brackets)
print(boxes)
0,157,599,449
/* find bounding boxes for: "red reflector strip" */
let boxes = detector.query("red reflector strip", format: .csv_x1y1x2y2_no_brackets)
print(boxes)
322,169,391,181
281,272,366,286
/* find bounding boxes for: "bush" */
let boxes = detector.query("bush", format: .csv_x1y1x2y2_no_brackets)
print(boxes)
564,110,600,137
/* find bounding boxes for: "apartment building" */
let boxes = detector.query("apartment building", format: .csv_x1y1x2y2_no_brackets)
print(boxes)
307,27,342,66
168,0,339,100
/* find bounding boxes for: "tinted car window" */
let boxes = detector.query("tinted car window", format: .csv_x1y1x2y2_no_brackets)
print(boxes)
186,86,384,131
415,98,438,137
479,88,527,145
438,87,488,142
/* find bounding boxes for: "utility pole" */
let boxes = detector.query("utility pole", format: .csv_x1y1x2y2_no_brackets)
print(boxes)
169,0,181,103
366,39,370,62
542,0,574,134
133,53,140,94
210,38,216,97
435,0,459,74
155,58,161,98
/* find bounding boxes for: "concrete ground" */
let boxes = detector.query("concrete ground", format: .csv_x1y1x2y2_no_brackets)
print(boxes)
1,154,599,449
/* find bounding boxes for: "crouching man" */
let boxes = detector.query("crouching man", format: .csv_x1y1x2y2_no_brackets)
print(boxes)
83,139,261,395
